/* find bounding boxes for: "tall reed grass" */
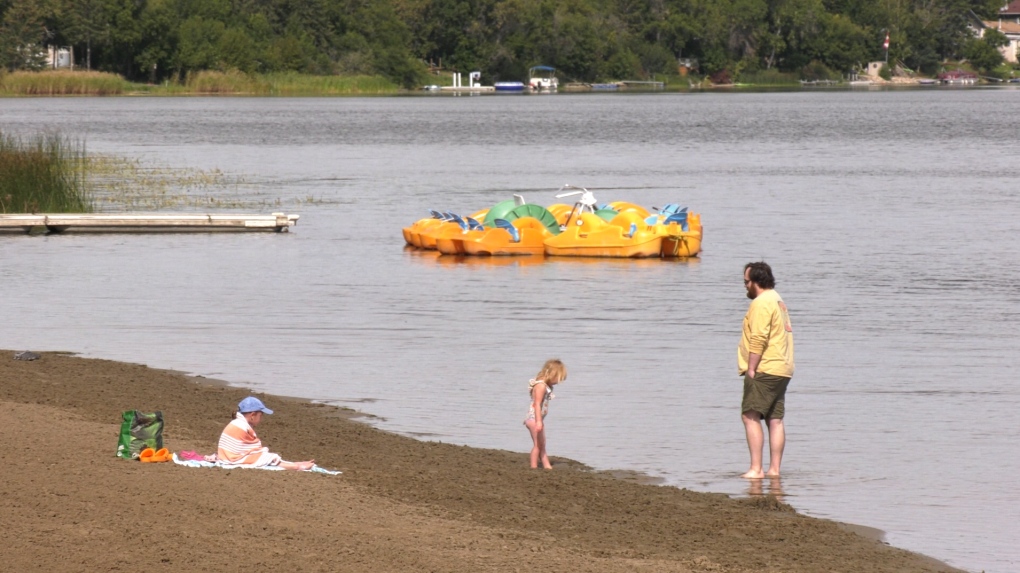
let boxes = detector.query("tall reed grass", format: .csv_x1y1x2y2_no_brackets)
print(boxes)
0,132,94,213
0,70,129,95
185,70,398,95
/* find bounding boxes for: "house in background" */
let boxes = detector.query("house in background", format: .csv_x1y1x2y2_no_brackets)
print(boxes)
1000,0,1020,17
971,1,1020,63
45,46,74,70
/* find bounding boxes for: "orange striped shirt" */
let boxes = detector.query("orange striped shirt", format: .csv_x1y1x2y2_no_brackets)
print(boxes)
217,413,281,467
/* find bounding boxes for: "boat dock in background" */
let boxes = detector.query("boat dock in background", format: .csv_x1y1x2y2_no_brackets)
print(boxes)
439,71,495,92
0,212,300,234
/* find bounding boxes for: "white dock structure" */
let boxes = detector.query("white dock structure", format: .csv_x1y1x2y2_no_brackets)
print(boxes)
0,212,299,234
440,71,495,92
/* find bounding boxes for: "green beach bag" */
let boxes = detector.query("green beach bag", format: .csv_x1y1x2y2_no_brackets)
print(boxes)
116,410,164,460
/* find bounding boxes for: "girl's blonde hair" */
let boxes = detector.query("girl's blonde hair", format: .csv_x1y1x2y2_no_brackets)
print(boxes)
535,359,567,384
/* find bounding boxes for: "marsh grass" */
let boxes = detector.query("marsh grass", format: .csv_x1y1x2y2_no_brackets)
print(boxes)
1,70,400,96
0,131,93,213
87,155,335,211
88,155,255,210
0,70,129,95
184,70,398,95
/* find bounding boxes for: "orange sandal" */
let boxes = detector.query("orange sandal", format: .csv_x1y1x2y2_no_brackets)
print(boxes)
139,447,156,462
151,448,171,462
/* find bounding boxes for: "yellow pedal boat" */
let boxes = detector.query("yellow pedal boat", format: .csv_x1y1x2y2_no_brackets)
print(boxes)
404,209,488,250
544,211,666,258
441,203,563,256
403,187,703,259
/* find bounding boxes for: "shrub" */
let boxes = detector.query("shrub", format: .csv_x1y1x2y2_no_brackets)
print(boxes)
739,69,799,85
800,61,837,81
708,70,732,85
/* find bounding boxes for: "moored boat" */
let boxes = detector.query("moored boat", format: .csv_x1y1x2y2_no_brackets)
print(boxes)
543,211,664,258
402,186,703,259
528,66,558,92
494,81,525,92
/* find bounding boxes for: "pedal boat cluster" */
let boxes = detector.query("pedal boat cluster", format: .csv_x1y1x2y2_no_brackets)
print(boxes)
402,187,702,259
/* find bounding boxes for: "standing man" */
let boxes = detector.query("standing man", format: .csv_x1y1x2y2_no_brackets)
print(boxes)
738,262,794,479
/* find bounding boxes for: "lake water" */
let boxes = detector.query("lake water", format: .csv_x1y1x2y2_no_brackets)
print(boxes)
2,89,1017,572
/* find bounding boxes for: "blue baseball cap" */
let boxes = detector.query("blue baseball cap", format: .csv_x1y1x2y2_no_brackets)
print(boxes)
238,396,273,415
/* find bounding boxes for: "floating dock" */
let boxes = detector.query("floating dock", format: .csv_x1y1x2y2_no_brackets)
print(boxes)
0,212,300,234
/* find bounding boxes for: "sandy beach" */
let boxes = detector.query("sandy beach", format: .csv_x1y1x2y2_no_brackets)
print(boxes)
1,350,961,572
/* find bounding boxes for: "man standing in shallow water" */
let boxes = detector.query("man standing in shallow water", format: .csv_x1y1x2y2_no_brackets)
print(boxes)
738,262,795,479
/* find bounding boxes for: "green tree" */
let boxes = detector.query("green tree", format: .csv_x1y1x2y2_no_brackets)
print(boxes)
804,12,869,73
135,0,180,82
100,0,144,77
0,0,56,71
61,0,107,70
175,16,225,73
964,27,1006,72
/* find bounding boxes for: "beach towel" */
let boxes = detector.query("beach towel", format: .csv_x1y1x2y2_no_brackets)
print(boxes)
171,453,341,475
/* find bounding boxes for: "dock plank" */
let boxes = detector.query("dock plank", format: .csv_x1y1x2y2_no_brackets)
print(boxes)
0,213,299,233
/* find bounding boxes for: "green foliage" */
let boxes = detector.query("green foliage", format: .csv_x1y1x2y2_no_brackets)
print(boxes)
878,63,892,80
0,131,93,214
0,0,53,71
0,0,1007,85
799,60,837,81
964,31,1005,73
738,68,799,85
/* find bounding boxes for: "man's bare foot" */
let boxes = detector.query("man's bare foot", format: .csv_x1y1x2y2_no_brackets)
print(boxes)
741,469,765,479
765,470,780,477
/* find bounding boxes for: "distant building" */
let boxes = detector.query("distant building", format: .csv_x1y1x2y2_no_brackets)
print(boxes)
974,19,1020,63
1000,0,1020,18
45,46,74,70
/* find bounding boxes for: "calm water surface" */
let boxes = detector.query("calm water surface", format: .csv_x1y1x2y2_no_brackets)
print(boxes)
2,90,1017,572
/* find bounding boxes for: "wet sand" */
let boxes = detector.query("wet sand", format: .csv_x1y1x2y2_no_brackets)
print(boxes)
0,350,962,572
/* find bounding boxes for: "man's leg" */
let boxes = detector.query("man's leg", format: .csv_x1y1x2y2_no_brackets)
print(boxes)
766,417,785,476
741,410,765,478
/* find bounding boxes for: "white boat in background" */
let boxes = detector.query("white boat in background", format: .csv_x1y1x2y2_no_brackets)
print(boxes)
528,66,558,91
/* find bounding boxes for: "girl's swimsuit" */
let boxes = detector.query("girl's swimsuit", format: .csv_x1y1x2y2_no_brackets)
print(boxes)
524,379,553,424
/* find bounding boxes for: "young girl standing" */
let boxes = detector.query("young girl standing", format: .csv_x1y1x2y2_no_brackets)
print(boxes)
524,359,567,469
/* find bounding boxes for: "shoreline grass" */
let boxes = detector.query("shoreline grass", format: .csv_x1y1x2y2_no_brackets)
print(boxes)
180,70,399,95
0,131,94,213
0,70,130,96
0,69,401,97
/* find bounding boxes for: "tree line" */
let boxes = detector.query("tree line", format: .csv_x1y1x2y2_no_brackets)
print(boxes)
0,0,1011,87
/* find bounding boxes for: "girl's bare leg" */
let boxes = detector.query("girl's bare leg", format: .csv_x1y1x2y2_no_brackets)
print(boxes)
537,428,551,469
525,420,542,468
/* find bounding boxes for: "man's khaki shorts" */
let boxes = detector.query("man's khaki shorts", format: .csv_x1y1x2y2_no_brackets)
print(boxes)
741,372,791,420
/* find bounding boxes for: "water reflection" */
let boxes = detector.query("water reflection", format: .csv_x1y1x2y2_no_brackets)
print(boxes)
747,476,786,503
403,246,703,270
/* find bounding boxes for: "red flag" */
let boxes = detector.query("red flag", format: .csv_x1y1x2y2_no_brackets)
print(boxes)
883,32,890,50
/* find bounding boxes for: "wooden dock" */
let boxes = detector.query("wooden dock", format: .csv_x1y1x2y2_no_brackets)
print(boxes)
0,212,300,234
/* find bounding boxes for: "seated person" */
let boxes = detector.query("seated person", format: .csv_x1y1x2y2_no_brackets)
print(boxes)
217,396,314,471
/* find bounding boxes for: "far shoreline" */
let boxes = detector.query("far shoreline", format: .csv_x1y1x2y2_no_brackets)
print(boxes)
1,69,1010,98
